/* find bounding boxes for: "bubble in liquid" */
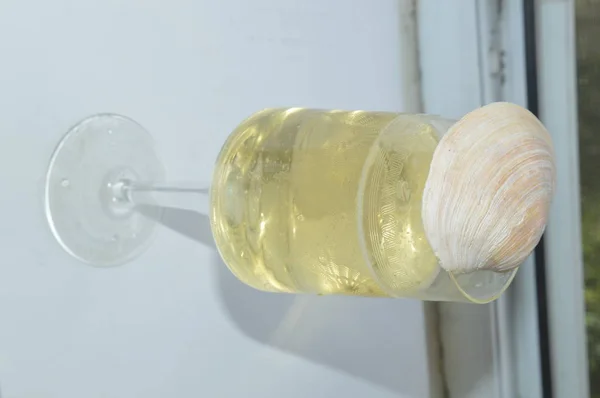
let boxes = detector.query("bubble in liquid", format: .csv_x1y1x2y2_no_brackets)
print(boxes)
60,179,70,188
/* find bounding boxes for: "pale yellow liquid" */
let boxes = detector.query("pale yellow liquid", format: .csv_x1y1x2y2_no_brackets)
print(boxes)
210,108,443,297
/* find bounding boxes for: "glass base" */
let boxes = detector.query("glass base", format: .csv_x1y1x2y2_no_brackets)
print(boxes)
45,114,165,267
450,267,518,304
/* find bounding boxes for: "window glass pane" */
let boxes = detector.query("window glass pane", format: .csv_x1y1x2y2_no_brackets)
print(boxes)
576,0,600,396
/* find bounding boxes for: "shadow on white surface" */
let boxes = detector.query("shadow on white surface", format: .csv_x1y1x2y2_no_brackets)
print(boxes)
136,205,213,245
138,204,427,396
214,256,420,395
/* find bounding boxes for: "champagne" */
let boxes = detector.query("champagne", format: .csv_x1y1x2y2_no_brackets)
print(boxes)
210,108,443,297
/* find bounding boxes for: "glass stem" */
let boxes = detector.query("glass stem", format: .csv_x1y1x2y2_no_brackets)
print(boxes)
113,180,211,214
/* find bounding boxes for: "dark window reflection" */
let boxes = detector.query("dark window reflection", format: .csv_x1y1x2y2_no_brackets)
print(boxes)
576,0,600,396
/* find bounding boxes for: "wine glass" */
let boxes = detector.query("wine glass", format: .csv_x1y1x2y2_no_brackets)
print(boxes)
45,108,517,303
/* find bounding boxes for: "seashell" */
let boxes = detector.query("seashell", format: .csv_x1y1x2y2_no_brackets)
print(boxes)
421,102,556,274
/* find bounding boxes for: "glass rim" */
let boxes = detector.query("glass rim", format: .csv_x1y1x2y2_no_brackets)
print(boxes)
356,112,518,303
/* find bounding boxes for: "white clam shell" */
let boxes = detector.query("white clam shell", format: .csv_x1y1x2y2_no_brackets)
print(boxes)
421,102,556,273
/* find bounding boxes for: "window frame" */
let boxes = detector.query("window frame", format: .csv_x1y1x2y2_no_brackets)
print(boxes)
535,0,590,397
416,1,589,397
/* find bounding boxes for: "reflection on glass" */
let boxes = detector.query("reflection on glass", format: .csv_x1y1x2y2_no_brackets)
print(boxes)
576,0,600,395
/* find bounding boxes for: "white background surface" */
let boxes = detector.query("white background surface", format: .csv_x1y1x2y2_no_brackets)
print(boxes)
0,1,433,397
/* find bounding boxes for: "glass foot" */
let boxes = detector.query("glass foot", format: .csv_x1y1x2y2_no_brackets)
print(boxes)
45,114,165,267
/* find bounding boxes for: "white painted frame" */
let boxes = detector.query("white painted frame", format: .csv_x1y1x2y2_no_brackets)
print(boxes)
536,0,590,397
